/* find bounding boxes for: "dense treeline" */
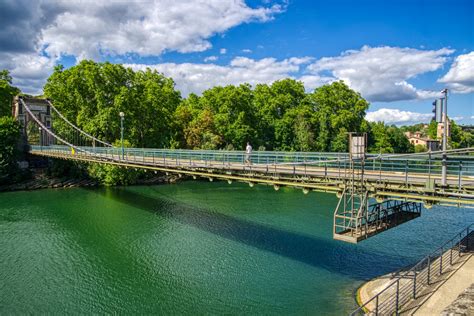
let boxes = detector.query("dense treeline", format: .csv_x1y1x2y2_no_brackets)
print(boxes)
0,71,22,184
44,60,406,154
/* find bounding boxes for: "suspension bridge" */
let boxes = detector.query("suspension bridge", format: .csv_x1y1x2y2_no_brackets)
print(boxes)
14,96,474,243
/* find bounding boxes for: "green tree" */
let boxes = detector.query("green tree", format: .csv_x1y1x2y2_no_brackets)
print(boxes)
387,125,414,153
0,117,21,184
427,120,438,140
202,84,257,149
368,122,394,153
308,81,369,152
44,61,181,148
87,140,144,185
0,70,20,117
414,144,427,153
254,79,307,150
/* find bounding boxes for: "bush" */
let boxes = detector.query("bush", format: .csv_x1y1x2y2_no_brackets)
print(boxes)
0,117,21,184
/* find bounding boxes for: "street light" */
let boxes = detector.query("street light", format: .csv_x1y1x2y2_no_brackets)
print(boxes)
119,112,125,159
39,127,42,151
441,89,448,186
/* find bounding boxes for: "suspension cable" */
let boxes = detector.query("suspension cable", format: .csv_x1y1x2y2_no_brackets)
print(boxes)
46,99,112,147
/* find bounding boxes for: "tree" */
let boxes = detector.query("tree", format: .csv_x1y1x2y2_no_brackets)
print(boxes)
387,125,413,153
427,120,438,140
369,122,394,153
308,81,369,152
0,117,21,184
87,140,143,185
202,84,257,149
254,79,307,150
44,61,181,148
0,70,20,117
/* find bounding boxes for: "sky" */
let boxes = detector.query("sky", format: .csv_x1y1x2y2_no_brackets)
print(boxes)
0,0,473,125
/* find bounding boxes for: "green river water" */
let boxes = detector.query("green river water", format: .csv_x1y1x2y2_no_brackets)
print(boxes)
1,181,473,315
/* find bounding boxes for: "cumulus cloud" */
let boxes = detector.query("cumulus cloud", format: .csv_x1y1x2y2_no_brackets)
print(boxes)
366,108,433,124
0,0,282,94
220,48,227,55
242,49,252,53
438,51,474,93
307,46,453,102
204,56,218,62
0,52,55,95
125,56,314,95
40,1,282,60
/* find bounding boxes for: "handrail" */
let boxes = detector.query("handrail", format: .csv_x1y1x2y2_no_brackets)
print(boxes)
351,223,473,315
29,145,474,177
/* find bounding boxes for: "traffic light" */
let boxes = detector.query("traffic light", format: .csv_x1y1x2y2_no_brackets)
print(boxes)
432,99,443,123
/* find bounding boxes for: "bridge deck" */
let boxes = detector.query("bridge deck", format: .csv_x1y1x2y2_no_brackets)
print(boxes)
30,147,474,207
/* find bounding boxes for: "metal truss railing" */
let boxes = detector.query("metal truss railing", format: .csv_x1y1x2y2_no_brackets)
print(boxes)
30,144,474,179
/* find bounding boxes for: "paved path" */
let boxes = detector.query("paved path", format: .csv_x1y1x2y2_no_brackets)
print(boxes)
413,255,474,315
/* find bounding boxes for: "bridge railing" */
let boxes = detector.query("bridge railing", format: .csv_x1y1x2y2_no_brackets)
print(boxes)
351,223,473,316
30,145,474,179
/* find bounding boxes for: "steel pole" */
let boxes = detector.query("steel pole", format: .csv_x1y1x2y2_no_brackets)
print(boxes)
120,116,124,160
441,89,448,186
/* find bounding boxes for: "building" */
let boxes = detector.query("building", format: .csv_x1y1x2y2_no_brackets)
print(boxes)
404,131,440,151
437,120,451,140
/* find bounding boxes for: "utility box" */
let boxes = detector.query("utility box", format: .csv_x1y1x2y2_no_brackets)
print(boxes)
349,132,367,160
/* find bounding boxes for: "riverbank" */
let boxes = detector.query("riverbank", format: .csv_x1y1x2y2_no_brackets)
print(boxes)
0,168,181,192
356,249,474,315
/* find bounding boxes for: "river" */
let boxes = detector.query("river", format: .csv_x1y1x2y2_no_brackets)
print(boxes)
1,182,473,314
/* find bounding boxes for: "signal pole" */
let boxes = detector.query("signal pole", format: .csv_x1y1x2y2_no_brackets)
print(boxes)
441,89,448,186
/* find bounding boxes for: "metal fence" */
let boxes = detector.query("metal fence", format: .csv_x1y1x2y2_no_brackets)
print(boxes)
351,223,473,316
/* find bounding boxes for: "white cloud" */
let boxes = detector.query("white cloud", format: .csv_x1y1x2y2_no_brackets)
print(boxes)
39,1,282,60
220,48,227,55
307,46,453,102
0,52,55,95
125,56,313,96
204,56,218,62
0,0,283,94
366,108,433,124
242,49,252,53
438,51,474,93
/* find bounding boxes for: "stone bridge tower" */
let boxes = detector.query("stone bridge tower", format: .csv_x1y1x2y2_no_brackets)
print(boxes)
12,96,53,146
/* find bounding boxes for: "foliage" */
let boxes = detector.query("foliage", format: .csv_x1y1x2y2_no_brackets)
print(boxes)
86,140,145,185
174,80,368,152
0,117,21,184
368,122,414,154
0,70,20,117
44,61,181,148
414,144,427,153
47,159,89,179
450,120,474,149
427,120,438,140
368,122,394,153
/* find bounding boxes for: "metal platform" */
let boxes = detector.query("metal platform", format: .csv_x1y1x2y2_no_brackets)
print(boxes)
334,194,422,243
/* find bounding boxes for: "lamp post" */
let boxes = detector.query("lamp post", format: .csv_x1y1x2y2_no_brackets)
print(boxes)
441,89,448,186
119,112,125,159
39,127,42,151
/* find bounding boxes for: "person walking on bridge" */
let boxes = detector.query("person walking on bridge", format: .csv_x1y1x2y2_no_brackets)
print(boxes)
245,142,253,165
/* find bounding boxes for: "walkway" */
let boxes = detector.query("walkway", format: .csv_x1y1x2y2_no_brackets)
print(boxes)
413,255,474,315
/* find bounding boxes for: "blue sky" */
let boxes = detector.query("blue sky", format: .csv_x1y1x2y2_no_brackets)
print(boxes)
1,0,473,125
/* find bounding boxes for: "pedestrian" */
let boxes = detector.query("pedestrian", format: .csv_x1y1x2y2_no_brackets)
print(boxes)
245,142,252,164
